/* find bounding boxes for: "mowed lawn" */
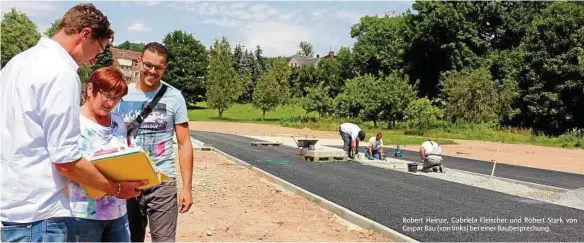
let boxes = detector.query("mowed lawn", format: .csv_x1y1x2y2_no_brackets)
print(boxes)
188,102,312,123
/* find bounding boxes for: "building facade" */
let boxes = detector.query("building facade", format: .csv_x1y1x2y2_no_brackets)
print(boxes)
110,48,141,83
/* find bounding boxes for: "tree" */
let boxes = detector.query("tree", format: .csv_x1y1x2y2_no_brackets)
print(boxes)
302,83,334,117
485,49,522,123
404,1,550,98
316,57,342,97
335,77,363,119
379,73,417,128
239,49,259,103
290,64,318,97
297,41,314,57
336,46,357,81
351,14,410,77
441,67,499,124
162,30,208,104
252,58,291,120
116,41,145,52
255,45,266,73
1,9,40,67
206,37,247,118
44,18,61,37
77,66,92,85
516,2,584,135
92,49,113,72
335,73,416,127
404,97,444,132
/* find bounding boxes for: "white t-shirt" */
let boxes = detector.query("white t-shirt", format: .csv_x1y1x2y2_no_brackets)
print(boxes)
422,140,442,156
368,137,383,150
340,123,361,142
1,37,81,223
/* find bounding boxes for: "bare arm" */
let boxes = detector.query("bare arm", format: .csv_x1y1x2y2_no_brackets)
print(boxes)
419,147,426,161
55,157,117,194
176,122,194,213
54,157,144,199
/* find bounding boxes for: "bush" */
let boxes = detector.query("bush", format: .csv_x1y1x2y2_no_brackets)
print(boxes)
404,98,444,132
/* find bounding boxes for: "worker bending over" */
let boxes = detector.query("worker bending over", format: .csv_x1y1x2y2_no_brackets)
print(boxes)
339,122,365,159
419,139,444,173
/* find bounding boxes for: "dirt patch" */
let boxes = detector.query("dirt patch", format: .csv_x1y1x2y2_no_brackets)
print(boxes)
145,150,392,242
189,121,584,174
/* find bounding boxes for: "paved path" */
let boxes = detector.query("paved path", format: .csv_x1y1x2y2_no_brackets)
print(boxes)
192,131,584,242
330,145,584,189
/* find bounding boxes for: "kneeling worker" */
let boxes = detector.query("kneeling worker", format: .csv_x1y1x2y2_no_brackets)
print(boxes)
339,122,365,159
365,132,384,160
420,139,444,173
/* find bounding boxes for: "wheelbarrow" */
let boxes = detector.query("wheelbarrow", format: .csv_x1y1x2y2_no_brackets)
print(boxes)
291,136,319,155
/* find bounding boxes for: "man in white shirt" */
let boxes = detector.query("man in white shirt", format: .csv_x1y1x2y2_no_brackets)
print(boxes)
339,122,365,159
419,139,444,173
0,3,144,242
365,132,384,160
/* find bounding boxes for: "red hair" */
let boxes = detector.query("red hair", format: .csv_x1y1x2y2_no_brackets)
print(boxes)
84,66,128,102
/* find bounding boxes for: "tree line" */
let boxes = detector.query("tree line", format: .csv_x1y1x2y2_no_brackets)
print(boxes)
2,1,583,136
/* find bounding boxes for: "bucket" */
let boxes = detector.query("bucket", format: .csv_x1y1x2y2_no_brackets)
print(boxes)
407,163,418,173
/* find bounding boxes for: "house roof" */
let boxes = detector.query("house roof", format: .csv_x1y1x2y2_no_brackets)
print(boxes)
289,55,319,66
111,47,141,66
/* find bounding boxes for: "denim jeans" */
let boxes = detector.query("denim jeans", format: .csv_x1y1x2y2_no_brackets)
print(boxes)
365,148,380,159
0,217,72,242
339,130,352,157
71,214,130,242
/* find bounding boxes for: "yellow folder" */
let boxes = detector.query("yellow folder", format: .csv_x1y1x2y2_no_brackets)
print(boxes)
81,147,169,200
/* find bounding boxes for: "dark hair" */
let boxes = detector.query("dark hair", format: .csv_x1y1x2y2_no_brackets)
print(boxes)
58,3,114,41
142,42,169,64
358,131,366,141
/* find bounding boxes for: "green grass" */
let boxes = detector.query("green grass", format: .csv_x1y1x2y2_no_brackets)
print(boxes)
188,103,584,149
188,102,314,123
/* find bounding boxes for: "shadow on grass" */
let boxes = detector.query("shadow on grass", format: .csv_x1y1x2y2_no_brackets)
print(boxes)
187,104,208,110
205,117,283,123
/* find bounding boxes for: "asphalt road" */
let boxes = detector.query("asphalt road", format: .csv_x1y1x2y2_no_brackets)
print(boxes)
192,131,584,242
330,145,584,189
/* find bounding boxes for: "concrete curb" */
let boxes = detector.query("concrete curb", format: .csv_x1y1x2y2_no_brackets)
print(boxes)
356,156,569,193
194,138,417,242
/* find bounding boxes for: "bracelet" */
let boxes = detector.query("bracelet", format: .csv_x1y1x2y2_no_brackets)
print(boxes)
112,182,122,197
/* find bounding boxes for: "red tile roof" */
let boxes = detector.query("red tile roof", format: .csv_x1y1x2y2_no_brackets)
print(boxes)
111,48,141,66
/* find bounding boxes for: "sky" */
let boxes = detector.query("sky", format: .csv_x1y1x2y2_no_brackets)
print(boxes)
1,0,414,57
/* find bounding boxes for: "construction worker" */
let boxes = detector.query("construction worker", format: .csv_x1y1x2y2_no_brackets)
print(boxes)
419,139,444,173
365,132,384,160
339,122,365,159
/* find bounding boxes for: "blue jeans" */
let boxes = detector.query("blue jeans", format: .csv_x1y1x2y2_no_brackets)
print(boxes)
1,217,72,242
365,148,380,159
71,214,130,242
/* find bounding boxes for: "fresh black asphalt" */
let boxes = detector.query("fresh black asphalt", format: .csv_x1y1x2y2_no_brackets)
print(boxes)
331,145,584,189
191,131,584,242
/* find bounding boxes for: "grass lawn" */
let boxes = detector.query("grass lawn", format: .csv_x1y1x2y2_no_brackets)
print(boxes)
188,103,583,149
188,102,312,123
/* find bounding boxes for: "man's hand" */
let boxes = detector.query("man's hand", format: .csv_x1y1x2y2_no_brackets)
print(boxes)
114,181,147,199
178,189,193,213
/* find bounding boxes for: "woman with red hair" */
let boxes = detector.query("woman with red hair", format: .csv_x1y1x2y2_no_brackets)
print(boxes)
68,66,136,242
